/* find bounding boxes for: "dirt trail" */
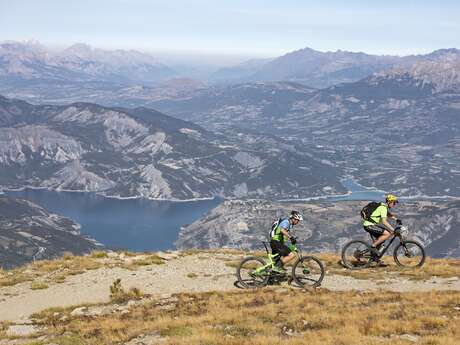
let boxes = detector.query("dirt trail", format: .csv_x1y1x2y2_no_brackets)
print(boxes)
1,252,459,322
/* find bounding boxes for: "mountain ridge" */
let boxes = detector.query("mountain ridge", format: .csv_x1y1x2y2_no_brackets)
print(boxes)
0,195,99,268
0,94,345,200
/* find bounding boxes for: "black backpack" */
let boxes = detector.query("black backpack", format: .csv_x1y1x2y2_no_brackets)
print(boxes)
360,202,382,223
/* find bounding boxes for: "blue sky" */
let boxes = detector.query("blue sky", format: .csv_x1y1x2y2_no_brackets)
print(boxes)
1,0,459,59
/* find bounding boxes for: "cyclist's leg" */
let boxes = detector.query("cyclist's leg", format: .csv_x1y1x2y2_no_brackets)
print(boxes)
282,252,297,267
270,240,290,270
364,225,391,260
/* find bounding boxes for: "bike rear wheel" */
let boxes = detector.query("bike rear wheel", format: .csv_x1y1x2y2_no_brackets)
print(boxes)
236,256,270,288
292,256,325,288
393,240,426,268
341,240,373,269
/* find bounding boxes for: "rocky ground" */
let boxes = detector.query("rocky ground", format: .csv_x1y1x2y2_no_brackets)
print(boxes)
0,251,459,325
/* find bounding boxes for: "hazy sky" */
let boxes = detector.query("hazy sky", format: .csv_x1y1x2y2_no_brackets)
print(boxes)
1,0,459,60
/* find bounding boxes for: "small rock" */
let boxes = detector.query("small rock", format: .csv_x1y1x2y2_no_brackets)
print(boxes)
127,300,138,307
123,332,166,345
14,317,34,325
158,304,175,311
70,306,88,317
400,334,419,343
101,306,116,314
6,324,42,337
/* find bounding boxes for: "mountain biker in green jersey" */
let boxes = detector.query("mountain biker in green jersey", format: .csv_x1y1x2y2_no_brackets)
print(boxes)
363,194,399,258
270,210,303,273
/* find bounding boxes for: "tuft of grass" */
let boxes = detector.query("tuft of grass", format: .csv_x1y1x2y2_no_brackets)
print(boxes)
160,325,193,337
90,251,108,259
50,334,86,345
109,278,144,304
0,268,32,287
187,273,198,279
121,254,165,270
31,281,49,290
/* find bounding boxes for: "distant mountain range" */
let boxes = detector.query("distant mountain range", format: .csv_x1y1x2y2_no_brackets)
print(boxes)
0,41,176,86
177,199,460,258
2,41,460,104
0,195,99,268
210,47,460,88
0,95,345,200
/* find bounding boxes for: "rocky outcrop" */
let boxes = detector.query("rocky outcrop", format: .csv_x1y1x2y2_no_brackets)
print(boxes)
0,96,344,200
0,195,99,268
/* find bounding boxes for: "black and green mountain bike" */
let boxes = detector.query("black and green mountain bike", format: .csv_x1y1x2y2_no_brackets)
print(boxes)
236,241,325,289
341,219,426,269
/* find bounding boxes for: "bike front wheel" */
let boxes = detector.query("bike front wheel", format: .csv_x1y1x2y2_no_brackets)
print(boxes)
341,240,373,270
292,256,325,288
236,256,270,288
393,240,426,268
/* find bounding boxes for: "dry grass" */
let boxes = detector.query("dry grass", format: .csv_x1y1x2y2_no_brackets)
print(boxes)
90,251,109,259
109,278,144,304
24,288,460,345
121,254,165,270
0,252,165,287
30,281,49,290
0,267,32,287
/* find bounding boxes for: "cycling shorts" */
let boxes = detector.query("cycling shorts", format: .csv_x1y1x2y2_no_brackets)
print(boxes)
364,224,388,237
270,240,291,257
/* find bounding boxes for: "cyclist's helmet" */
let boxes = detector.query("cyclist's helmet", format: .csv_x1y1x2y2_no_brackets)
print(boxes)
290,210,303,221
385,194,399,204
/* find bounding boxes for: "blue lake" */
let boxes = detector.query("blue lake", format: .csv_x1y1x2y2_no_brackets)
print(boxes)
328,179,385,201
4,179,384,251
5,189,221,252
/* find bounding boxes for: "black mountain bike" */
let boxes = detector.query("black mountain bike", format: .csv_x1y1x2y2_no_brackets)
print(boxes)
341,220,426,269
236,241,325,288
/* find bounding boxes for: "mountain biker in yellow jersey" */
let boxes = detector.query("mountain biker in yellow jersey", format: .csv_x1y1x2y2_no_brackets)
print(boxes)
363,194,399,258
270,210,303,273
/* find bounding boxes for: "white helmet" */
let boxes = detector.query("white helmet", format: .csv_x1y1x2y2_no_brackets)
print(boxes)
290,210,303,221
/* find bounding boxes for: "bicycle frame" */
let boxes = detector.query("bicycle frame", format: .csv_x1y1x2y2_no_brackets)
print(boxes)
369,232,402,258
257,241,301,273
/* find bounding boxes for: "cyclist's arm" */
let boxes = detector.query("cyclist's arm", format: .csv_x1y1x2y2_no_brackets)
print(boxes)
387,211,397,220
381,217,395,233
280,228,292,240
